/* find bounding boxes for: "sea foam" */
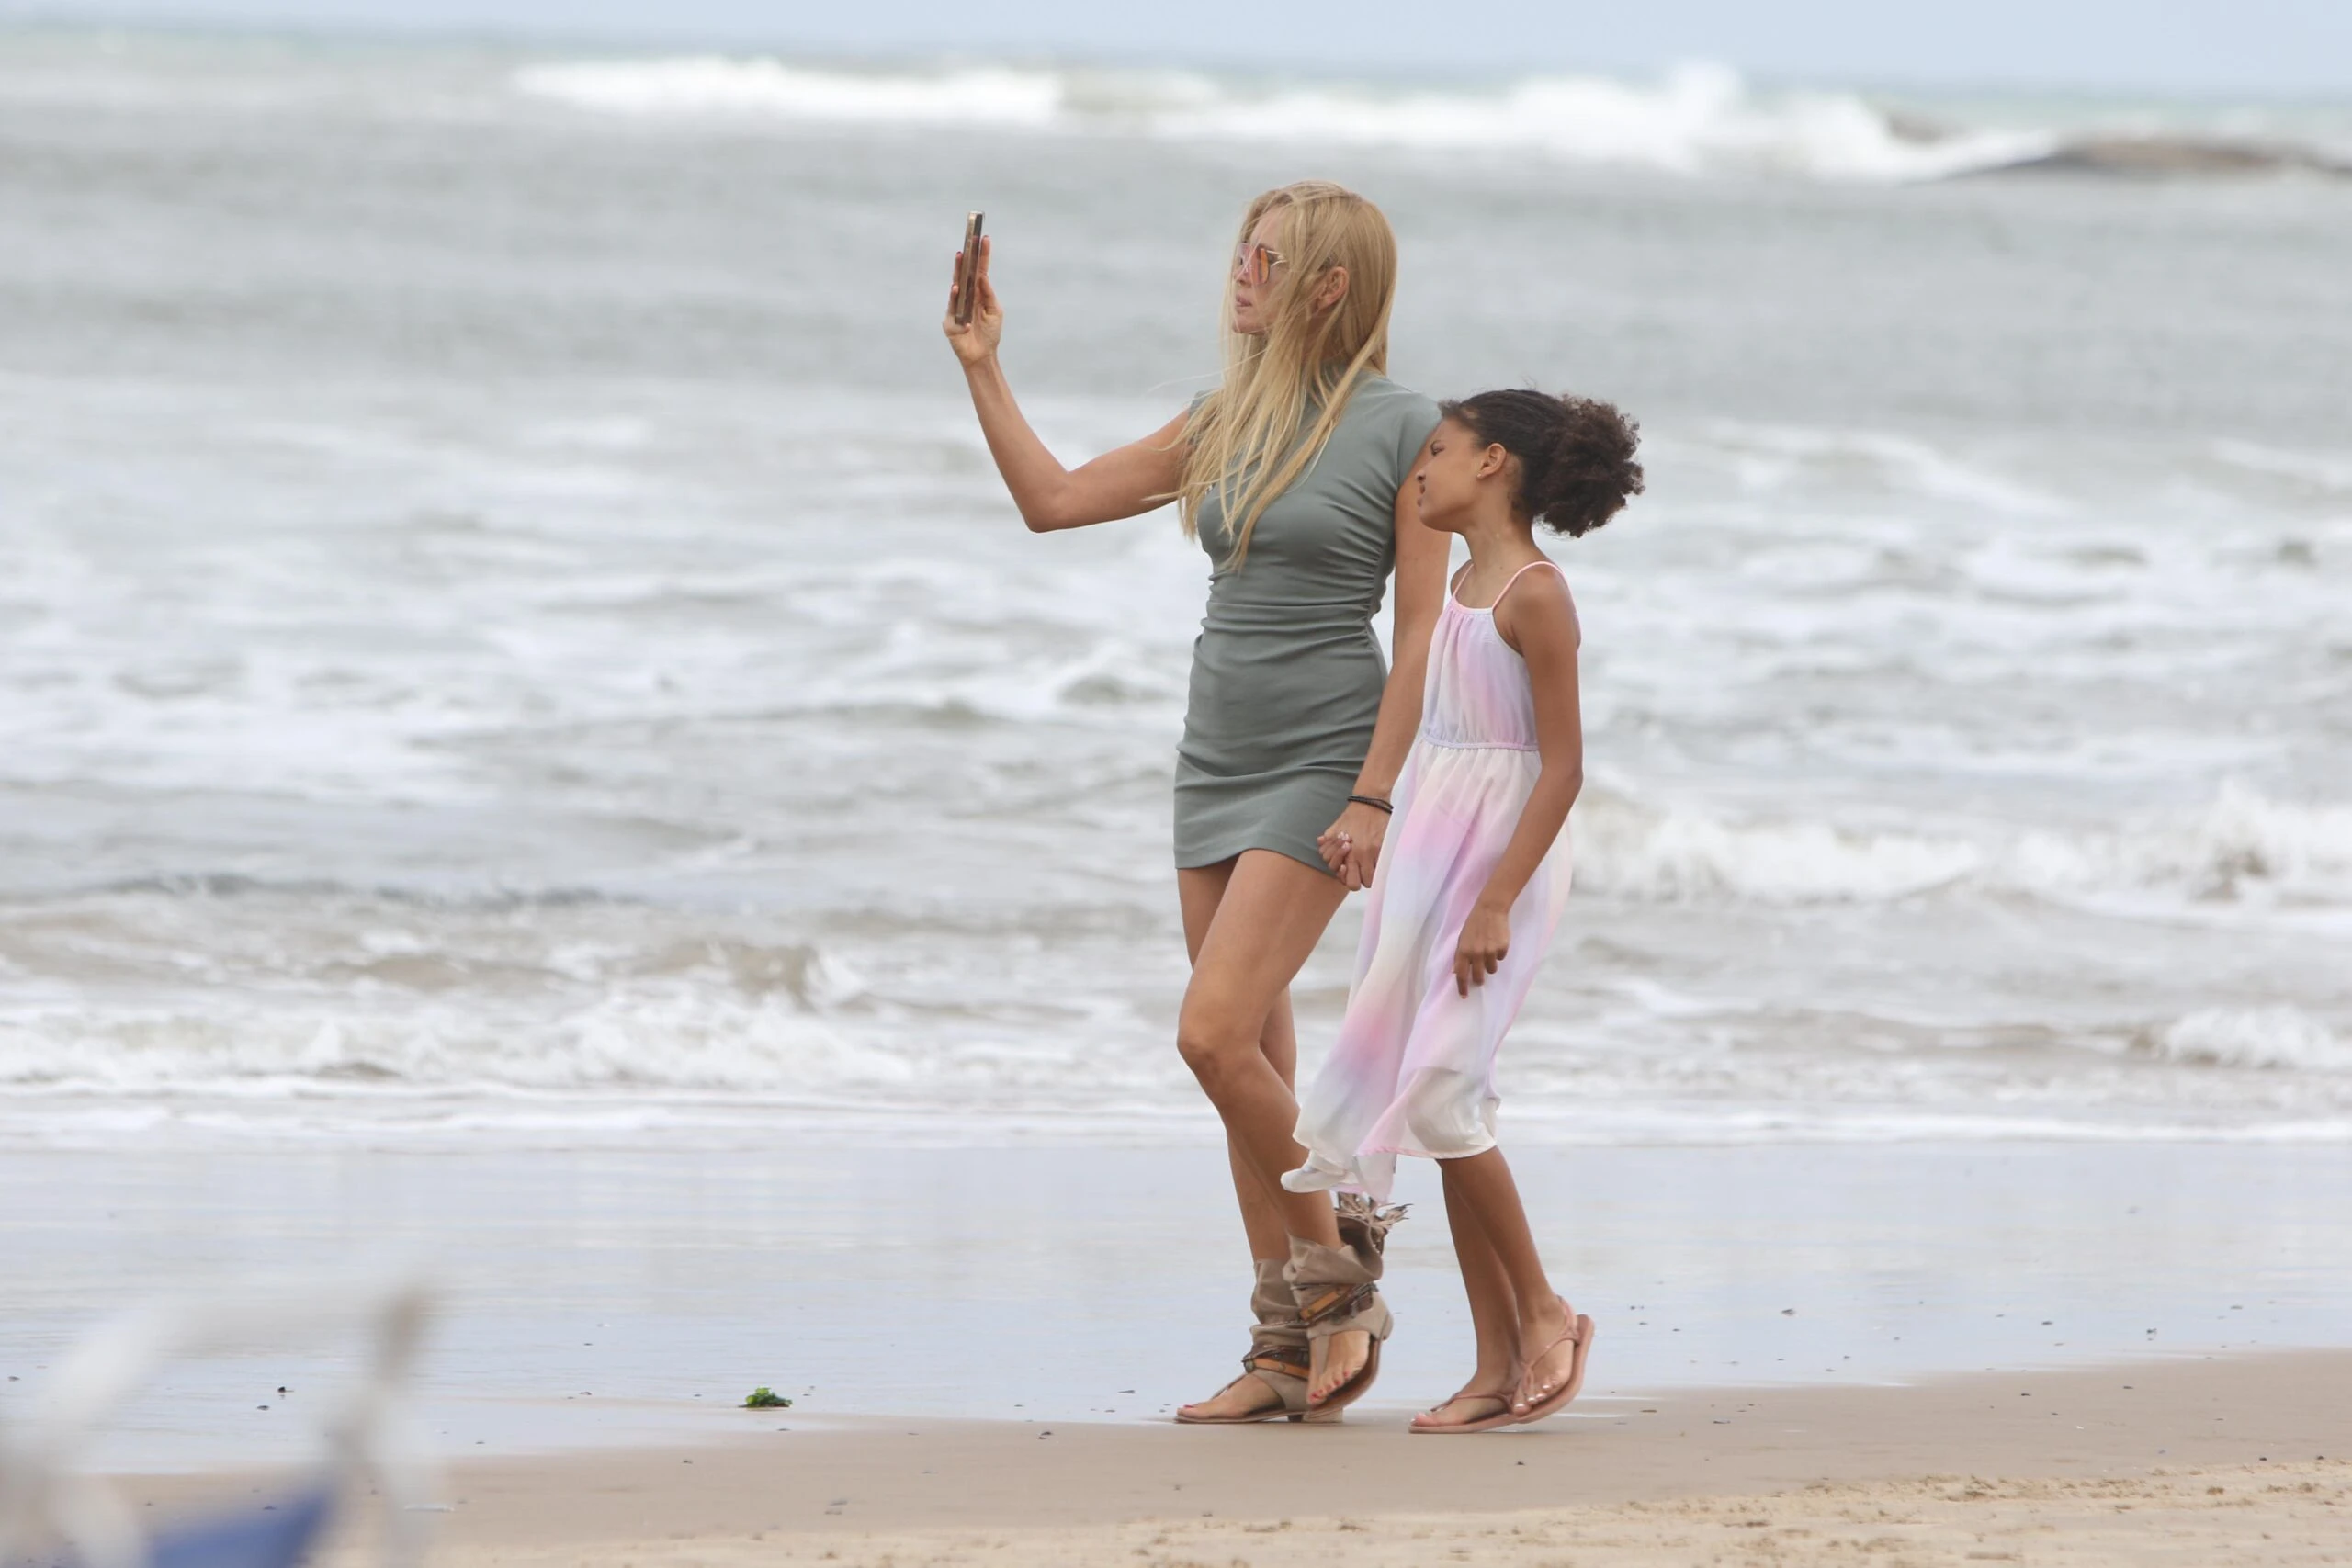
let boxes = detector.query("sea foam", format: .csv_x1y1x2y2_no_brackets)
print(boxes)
2152,1008,2352,1072
513,57,1065,128
1574,782,2352,908
509,58,2053,183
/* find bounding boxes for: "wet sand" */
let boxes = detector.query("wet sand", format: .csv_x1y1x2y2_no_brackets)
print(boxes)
28,1141,2350,1563
313,1349,2352,1566
12,1140,2352,1471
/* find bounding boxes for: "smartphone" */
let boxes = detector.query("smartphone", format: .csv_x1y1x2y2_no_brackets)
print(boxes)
953,211,986,327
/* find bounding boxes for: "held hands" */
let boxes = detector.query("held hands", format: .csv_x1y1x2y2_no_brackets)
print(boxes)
1317,801,1391,892
941,235,1002,367
1453,901,1512,998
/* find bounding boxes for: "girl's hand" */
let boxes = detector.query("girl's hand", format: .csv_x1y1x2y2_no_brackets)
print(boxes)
1453,902,1511,997
942,235,1002,366
1316,801,1391,891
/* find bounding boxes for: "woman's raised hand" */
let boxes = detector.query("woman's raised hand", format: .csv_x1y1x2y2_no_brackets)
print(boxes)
942,234,1003,366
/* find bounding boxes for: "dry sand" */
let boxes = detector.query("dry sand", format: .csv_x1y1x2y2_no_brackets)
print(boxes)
315,1349,2352,1566
424,1461,2350,1566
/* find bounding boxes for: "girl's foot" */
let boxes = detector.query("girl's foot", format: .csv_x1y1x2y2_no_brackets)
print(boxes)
1511,1297,1596,1424
1408,1381,1520,1434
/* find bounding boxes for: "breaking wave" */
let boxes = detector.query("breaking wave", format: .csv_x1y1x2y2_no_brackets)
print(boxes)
1575,782,2352,907
2148,1007,2352,1072
0,994,908,1098
509,58,2054,183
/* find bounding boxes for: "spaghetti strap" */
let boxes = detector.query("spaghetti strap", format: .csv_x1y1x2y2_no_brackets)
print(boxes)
1284,534,1575,1203
1490,558,1565,609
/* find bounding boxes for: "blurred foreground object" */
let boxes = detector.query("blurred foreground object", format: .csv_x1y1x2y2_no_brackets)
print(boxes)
0,1273,437,1568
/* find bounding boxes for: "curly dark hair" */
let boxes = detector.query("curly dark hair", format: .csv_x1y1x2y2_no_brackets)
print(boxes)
1440,389,1644,536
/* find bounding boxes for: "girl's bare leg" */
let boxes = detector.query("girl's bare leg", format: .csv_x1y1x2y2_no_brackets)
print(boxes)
1174,857,1326,1420
1433,1148,1577,1403
1412,1159,1527,1429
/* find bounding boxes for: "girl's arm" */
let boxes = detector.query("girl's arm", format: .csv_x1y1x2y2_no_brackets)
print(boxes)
1453,570,1583,997
944,237,1190,532
1319,473,1451,890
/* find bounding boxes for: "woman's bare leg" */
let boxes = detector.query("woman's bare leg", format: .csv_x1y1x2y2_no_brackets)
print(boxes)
1412,1161,1526,1429
1435,1148,1577,1404
1173,860,1317,1419
1176,862,1298,1269
1174,850,1374,1403
1227,988,1301,1255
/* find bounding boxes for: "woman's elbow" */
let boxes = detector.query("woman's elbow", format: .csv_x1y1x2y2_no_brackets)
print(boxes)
1018,484,1083,532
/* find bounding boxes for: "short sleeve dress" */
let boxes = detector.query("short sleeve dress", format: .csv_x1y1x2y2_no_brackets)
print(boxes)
1175,376,1442,874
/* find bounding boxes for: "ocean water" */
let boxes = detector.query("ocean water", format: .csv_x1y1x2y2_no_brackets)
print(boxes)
2,32,2349,1147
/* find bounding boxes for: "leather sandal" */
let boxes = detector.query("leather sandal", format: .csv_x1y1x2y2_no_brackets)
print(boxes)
1176,1259,1335,1425
1173,1339,1333,1425
1286,1195,1407,1418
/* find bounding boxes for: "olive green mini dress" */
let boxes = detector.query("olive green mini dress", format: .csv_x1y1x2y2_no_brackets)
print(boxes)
1175,376,1442,875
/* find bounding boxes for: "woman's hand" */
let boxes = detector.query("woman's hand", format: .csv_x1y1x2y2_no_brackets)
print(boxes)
1317,801,1391,892
1452,901,1511,997
942,235,1002,367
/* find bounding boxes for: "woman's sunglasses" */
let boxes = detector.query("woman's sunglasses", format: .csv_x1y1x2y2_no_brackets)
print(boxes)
1232,242,1288,288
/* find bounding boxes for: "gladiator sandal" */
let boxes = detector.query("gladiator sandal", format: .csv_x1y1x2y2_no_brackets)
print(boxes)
1174,1258,1331,1425
1286,1195,1407,1417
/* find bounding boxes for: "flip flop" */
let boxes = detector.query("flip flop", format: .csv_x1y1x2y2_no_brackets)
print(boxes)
1510,1310,1596,1427
1408,1385,1520,1435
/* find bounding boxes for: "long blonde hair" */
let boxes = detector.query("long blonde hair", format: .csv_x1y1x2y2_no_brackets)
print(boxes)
1177,181,1399,570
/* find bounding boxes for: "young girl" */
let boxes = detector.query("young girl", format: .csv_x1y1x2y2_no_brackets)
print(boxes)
1283,388,1643,1433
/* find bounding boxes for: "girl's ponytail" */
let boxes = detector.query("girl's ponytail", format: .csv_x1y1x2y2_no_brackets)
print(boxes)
1443,389,1645,536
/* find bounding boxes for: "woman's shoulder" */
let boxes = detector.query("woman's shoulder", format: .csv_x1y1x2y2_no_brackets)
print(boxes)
1346,374,1438,418
1341,375,1442,475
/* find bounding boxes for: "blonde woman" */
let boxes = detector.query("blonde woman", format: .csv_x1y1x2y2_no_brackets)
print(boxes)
944,182,1444,1423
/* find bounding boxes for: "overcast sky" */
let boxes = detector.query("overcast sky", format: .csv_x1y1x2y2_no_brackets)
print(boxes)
11,0,2352,94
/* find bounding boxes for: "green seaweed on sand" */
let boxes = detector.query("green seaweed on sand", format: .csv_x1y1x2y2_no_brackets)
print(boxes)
742,1387,792,1409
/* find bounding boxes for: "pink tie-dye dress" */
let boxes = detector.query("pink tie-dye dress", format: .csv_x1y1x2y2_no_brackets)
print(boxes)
1283,560,1576,1202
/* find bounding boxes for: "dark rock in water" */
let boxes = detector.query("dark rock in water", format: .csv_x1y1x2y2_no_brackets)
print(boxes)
1880,108,1956,146
1975,135,2352,179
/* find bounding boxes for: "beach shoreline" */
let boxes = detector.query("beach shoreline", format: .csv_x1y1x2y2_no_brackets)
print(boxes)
125,1349,2345,1564
11,1139,2349,1474
8,27,2351,1567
